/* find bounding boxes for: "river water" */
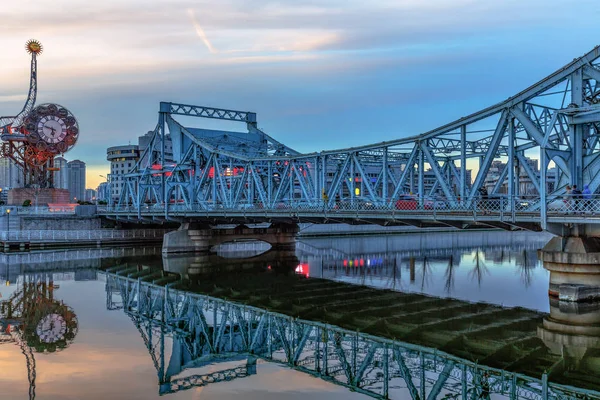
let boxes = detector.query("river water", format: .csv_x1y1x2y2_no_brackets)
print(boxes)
0,230,596,400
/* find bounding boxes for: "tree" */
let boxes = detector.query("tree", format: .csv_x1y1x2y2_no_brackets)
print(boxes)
22,199,32,207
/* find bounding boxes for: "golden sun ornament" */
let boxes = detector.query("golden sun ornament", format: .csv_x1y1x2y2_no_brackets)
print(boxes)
25,39,43,55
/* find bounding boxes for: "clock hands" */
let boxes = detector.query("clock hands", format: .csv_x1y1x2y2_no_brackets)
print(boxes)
44,124,57,136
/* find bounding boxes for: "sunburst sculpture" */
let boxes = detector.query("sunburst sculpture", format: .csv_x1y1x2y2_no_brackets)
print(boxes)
25,39,43,55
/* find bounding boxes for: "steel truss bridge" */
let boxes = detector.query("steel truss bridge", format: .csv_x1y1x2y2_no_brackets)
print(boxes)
102,47,600,231
104,270,599,399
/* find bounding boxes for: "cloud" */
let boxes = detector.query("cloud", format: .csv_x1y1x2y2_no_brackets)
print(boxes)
187,8,217,54
0,94,27,103
1,0,599,188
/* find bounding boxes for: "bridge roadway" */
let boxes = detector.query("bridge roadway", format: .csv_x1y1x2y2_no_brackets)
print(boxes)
103,260,600,399
100,201,600,231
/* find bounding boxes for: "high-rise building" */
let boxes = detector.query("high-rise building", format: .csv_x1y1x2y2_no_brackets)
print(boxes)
97,182,109,202
53,156,69,189
107,145,140,202
67,160,86,202
84,188,97,202
0,158,22,189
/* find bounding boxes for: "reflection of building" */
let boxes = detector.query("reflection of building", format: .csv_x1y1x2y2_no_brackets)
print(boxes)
75,270,98,281
67,160,86,202
107,145,140,201
53,156,69,189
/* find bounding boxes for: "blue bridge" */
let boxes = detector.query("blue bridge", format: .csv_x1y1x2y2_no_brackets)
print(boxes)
99,46,600,301
100,46,600,233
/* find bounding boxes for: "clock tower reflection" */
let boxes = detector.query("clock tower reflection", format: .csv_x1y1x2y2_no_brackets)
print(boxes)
0,273,78,399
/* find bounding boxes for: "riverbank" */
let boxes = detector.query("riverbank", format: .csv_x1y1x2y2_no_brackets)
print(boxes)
0,229,170,251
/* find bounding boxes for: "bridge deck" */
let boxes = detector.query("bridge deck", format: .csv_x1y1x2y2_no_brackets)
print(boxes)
100,206,600,230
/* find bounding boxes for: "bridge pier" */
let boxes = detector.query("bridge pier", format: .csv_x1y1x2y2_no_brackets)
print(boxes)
539,224,600,302
162,223,213,253
162,222,298,254
538,298,600,371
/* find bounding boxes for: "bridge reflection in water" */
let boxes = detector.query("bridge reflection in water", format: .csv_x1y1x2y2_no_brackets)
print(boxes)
104,247,600,399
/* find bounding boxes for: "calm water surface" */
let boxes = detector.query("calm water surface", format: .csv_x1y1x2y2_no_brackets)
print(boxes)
0,230,592,399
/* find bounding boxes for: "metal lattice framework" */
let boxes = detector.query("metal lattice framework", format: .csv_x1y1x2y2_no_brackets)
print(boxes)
106,47,600,231
0,40,79,187
105,271,600,399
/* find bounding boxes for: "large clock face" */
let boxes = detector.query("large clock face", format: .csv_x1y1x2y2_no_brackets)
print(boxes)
35,313,67,344
24,103,79,157
37,115,67,144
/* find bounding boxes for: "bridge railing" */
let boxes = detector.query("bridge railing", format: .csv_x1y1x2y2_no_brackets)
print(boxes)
99,196,546,216
0,206,76,215
545,194,600,215
99,194,600,222
0,229,170,242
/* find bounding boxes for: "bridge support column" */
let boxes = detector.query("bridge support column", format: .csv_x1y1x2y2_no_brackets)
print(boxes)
539,225,600,302
162,223,212,254
262,223,298,251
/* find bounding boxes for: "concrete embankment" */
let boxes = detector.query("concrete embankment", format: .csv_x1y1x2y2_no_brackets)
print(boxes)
0,229,171,251
297,223,492,237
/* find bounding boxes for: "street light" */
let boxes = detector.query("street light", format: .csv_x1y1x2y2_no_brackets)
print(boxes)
6,208,11,234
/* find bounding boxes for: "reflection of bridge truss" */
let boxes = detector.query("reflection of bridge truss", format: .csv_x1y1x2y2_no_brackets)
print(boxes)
105,271,599,399
106,47,600,231
296,238,545,264
296,237,545,292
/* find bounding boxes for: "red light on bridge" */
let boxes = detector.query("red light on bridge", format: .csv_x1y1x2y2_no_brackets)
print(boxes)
295,263,309,277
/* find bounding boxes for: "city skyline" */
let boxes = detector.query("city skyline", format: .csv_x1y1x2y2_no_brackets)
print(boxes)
1,1,599,188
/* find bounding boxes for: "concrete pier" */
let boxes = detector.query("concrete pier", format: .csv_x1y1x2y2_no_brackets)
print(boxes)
539,235,600,302
538,299,600,372
162,223,298,254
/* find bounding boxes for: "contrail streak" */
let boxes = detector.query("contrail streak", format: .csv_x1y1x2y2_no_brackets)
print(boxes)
187,9,217,54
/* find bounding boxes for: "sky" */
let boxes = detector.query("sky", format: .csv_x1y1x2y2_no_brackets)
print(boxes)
1,0,599,189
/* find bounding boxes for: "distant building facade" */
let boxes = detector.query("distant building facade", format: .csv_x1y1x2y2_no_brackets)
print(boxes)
0,158,22,189
107,145,140,201
97,182,109,202
483,157,557,196
138,130,174,164
84,188,97,202
53,156,69,190
67,160,86,202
